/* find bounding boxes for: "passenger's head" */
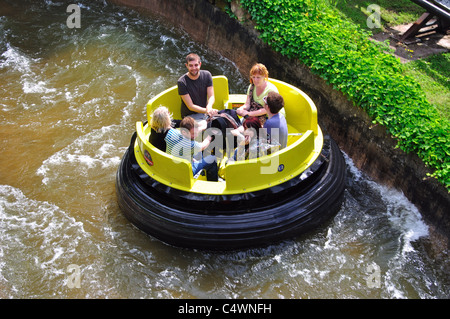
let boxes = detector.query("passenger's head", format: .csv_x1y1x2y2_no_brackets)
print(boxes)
185,53,201,78
180,116,197,139
264,91,284,114
243,116,262,139
186,53,201,64
249,63,269,84
150,106,173,133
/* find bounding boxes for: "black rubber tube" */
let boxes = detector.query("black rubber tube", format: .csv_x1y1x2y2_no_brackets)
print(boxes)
116,132,346,250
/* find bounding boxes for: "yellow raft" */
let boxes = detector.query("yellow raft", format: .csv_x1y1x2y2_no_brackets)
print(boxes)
116,76,346,250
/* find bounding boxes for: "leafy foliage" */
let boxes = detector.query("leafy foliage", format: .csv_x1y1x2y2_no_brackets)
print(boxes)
237,0,449,190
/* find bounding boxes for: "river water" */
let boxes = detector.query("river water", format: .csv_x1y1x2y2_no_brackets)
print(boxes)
0,0,448,299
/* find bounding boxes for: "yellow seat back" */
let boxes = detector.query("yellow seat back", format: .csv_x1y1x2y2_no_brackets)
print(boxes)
147,85,181,122
224,130,316,192
212,75,229,110
135,122,193,189
268,78,318,134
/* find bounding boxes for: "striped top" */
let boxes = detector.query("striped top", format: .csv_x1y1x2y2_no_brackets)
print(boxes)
164,128,201,161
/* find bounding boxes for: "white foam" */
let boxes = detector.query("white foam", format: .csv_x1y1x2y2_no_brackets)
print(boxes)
341,151,432,297
37,125,125,185
0,44,58,105
324,228,333,249
22,79,56,94
342,152,364,181
343,151,429,251
0,44,35,73
0,185,88,296
379,185,429,255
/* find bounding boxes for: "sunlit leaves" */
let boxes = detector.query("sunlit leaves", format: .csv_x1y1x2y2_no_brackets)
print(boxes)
237,0,449,190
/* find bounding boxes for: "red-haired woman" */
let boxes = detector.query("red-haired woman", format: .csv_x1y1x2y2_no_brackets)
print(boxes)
236,63,279,125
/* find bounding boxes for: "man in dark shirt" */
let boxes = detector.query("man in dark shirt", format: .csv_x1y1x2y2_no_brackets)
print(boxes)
177,53,217,123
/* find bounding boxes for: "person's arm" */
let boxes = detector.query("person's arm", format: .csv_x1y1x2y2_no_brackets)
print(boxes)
180,94,208,114
230,126,244,136
205,86,217,116
191,135,212,161
200,135,213,151
245,107,267,118
235,134,246,161
236,94,251,117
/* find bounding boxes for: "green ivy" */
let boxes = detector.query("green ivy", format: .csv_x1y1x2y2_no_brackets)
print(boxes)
237,0,449,191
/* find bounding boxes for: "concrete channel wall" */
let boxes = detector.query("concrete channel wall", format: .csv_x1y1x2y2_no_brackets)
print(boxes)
108,0,449,249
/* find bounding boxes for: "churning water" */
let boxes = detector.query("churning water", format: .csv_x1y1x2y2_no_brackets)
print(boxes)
0,0,448,299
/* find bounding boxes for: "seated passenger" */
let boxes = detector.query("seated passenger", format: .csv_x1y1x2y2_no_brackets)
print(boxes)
236,63,278,126
165,116,218,182
234,117,266,161
207,108,243,157
149,106,173,152
263,91,288,149
177,53,217,131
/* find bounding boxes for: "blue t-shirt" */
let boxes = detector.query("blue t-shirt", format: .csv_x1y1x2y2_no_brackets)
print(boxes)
263,113,288,149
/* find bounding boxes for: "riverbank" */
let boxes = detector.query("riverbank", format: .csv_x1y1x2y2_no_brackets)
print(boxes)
336,0,449,121
107,0,449,254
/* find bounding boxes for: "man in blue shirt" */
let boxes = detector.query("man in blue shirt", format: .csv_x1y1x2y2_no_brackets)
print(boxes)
263,91,288,149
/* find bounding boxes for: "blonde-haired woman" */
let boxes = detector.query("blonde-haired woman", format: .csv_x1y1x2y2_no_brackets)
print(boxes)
148,106,218,181
149,106,173,152
236,63,278,125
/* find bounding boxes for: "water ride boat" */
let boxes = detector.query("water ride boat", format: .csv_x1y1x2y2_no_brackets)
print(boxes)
116,76,346,250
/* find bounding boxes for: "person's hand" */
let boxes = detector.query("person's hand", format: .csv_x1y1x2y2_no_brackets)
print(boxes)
229,128,241,136
238,134,250,146
244,135,250,145
206,108,218,117
236,109,248,117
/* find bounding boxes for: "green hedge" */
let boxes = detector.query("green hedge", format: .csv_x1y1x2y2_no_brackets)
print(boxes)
237,0,449,190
